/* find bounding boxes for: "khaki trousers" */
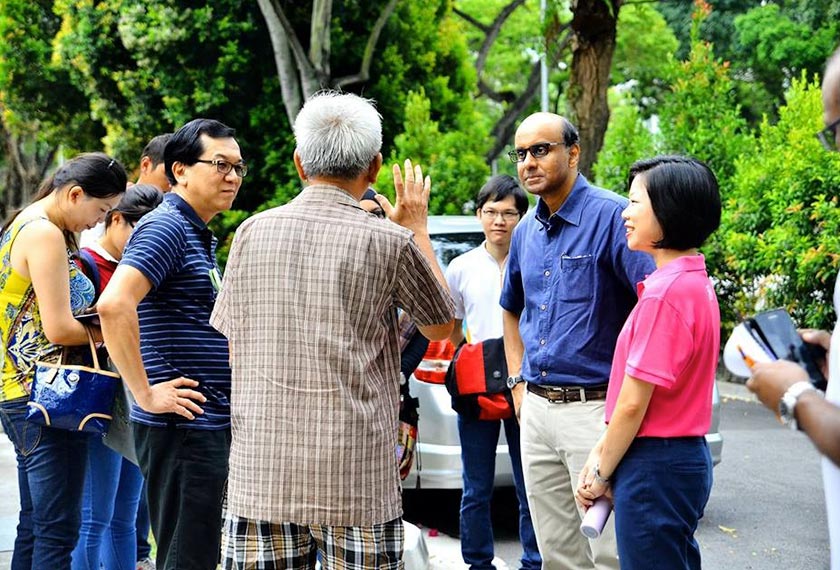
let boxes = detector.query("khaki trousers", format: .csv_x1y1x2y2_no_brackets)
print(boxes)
520,388,620,570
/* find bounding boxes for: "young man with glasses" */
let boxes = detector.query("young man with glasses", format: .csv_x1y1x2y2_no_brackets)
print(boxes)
500,112,655,570
747,45,840,569
98,118,246,569
444,175,540,570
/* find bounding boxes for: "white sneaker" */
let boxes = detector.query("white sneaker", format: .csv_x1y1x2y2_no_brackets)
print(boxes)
136,558,156,570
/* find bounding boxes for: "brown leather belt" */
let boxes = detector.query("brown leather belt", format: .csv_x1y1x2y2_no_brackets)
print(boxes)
527,382,608,403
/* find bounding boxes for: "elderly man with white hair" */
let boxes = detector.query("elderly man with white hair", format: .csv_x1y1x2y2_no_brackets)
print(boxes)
210,90,455,570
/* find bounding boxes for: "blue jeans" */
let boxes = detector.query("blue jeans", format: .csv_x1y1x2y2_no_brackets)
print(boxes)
0,396,90,570
613,437,713,570
72,435,144,570
136,481,151,560
458,415,541,570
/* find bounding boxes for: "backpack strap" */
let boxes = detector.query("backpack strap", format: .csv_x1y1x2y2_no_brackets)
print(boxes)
74,249,102,302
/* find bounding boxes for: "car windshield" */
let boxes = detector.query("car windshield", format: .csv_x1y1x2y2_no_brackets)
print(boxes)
431,232,485,269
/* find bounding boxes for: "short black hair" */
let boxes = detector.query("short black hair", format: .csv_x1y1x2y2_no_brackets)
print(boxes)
476,175,529,215
105,184,163,229
164,119,236,186
627,155,721,250
140,133,173,167
561,118,580,147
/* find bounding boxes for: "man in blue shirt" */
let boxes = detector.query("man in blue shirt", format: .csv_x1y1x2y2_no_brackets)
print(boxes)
99,118,246,570
500,113,654,570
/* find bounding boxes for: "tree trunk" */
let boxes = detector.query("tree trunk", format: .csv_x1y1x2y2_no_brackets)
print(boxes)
567,0,621,178
309,0,332,83
256,0,303,125
0,126,53,220
258,0,398,118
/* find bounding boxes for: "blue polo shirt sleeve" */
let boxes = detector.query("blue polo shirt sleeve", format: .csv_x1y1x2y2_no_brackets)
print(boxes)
120,215,188,289
500,224,525,314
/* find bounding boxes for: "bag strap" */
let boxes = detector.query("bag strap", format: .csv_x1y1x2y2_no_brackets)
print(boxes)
82,325,102,370
7,289,35,351
74,249,102,302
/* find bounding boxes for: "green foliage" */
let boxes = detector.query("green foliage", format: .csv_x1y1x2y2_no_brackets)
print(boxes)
375,89,491,215
54,0,280,197
0,0,101,150
656,38,749,191
734,4,838,104
722,74,840,330
657,0,840,125
611,2,679,117
591,90,655,195
369,1,482,152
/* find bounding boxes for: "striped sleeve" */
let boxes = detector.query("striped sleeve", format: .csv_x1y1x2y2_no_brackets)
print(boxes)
120,215,187,289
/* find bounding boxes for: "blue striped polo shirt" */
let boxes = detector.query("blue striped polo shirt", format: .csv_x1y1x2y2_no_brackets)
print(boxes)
120,192,231,430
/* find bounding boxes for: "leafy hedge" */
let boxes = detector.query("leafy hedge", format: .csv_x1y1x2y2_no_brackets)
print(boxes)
595,40,840,333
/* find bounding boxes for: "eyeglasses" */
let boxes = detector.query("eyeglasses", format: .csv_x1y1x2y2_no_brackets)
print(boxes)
816,116,840,152
507,142,563,163
195,158,249,178
481,208,520,222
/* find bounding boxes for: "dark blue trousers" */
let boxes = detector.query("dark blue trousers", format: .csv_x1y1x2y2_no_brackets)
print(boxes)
613,436,713,570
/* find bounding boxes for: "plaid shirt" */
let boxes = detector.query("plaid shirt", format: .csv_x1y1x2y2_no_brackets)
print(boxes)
211,184,454,526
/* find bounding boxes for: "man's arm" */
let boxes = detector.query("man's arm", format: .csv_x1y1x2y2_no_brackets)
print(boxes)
97,264,206,419
503,308,526,419
449,319,465,347
748,359,840,467
378,159,454,341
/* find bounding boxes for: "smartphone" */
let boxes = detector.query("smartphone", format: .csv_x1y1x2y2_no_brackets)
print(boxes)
747,309,827,391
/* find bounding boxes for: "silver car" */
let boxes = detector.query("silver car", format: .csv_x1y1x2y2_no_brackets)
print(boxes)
401,215,723,490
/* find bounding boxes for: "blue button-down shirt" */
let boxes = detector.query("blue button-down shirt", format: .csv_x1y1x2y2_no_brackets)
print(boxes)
500,174,655,387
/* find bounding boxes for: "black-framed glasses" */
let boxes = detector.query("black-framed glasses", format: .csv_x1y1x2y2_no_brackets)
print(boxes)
195,158,249,178
816,117,840,152
507,142,563,163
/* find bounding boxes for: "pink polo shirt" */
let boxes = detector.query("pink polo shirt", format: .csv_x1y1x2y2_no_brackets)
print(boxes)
605,254,720,437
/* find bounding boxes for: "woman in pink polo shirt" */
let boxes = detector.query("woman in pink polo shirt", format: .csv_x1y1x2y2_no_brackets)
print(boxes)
575,155,721,570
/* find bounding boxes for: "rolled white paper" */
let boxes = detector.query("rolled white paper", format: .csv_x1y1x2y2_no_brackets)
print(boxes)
580,496,612,539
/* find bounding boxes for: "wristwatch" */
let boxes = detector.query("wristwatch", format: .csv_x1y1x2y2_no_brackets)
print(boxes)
779,381,823,430
506,375,525,389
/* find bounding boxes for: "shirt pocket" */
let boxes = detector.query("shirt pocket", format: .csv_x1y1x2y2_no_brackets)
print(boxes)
558,253,594,302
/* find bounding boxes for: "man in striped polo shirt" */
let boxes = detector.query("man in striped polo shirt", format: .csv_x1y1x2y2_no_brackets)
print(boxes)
99,118,246,570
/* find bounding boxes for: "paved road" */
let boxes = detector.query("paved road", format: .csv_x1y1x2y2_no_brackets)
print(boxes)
404,382,831,569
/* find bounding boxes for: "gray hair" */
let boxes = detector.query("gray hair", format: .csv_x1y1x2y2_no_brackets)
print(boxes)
294,91,383,180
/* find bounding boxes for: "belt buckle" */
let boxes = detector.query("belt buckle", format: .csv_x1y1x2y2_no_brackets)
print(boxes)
546,387,565,404
579,388,587,403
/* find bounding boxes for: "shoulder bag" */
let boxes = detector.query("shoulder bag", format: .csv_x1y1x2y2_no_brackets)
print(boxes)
27,326,121,433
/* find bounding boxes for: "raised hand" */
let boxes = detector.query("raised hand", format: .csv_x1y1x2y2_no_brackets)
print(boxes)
377,159,431,234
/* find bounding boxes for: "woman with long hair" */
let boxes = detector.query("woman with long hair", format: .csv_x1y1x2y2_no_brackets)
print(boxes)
71,185,162,570
0,152,127,569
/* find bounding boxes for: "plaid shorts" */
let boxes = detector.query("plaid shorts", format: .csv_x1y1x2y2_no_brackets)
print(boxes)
221,513,405,570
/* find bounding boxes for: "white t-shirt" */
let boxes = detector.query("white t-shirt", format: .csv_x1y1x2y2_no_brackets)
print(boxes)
825,273,840,569
445,242,505,343
79,222,105,248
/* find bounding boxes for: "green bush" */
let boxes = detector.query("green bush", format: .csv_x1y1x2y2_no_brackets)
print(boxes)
375,89,491,214
591,90,655,194
722,73,840,330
